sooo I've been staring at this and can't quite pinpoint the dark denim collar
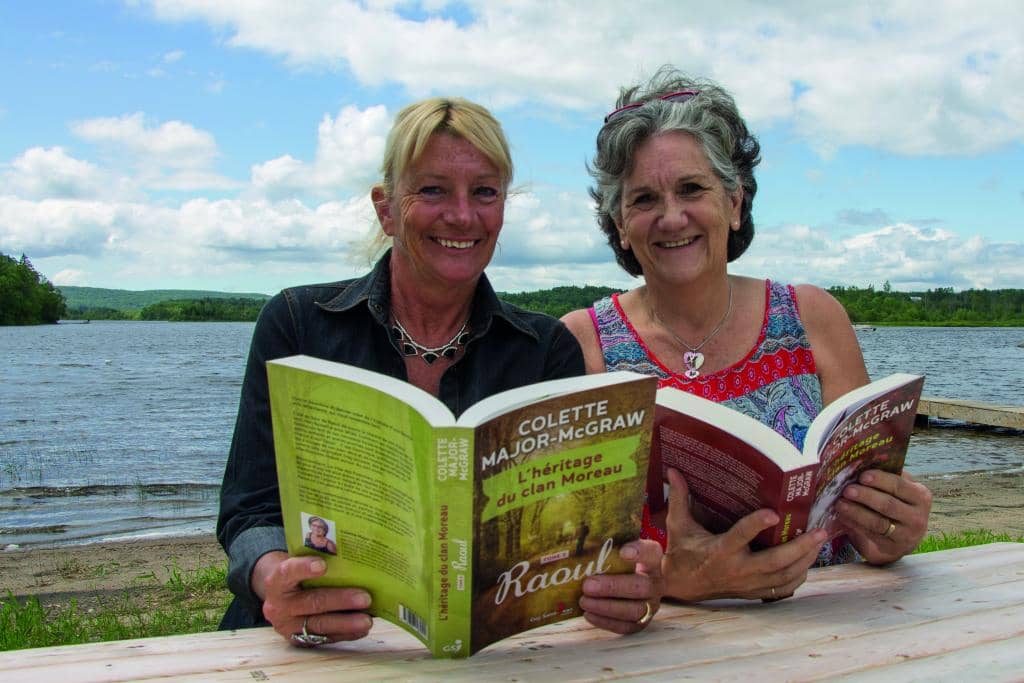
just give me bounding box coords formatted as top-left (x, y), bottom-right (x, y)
top-left (315, 249), bottom-right (539, 343)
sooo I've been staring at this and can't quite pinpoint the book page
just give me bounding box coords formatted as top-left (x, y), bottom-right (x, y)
top-left (268, 361), bottom-right (438, 648)
top-left (467, 375), bottom-right (656, 654)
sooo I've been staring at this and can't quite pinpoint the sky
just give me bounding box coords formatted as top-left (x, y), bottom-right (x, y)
top-left (2, 1), bottom-right (1022, 295)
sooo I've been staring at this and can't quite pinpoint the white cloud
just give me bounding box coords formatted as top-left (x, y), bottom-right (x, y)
top-left (250, 105), bottom-right (390, 199)
top-left (144, 0), bottom-right (1024, 155)
top-left (496, 189), bottom-right (609, 267)
top-left (0, 196), bottom-right (135, 258)
top-left (69, 112), bottom-right (239, 191)
top-left (2, 147), bottom-right (109, 200)
top-left (52, 268), bottom-right (87, 286)
top-left (72, 112), bottom-right (217, 168)
top-left (743, 222), bottom-right (1024, 290)
top-left (0, 191), bottom-right (379, 290)
top-left (5, 171), bottom-right (1018, 291)
top-left (163, 49), bottom-right (184, 63)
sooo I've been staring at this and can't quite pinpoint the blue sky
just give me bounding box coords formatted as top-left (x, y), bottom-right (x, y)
top-left (2, 1), bottom-right (1022, 294)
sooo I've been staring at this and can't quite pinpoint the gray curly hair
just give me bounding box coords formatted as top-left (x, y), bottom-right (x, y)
top-left (590, 66), bottom-right (761, 276)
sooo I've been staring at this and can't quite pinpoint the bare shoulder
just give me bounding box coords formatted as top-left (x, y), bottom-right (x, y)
top-left (560, 308), bottom-right (606, 374)
top-left (792, 284), bottom-right (869, 404)
top-left (792, 283), bottom-right (851, 326)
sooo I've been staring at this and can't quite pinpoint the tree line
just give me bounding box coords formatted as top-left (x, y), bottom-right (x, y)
top-left (3, 248), bottom-right (1022, 326)
top-left (505, 283), bottom-right (1024, 324)
top-left (0, 254), bottom-right (66, 325)
top-left (136, 298), bottom-right (267, 322)
top-left (827, 282), bottom-right (1024, 325)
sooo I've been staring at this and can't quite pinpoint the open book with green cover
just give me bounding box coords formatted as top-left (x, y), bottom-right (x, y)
top-left (267, 355), bottom-right (656, 658)
top-left (648, 373), bottom-right (924, 549)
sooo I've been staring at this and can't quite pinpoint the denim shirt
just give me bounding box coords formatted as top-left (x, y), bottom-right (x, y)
top-left (217, 251), bottom-right (584, 626)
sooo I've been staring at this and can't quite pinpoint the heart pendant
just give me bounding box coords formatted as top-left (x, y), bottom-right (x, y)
top-left (683, 351), bottom-right (704, 372)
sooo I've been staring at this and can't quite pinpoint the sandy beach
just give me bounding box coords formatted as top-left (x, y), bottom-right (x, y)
top-left (2, 469), bottom-right (1021, 611)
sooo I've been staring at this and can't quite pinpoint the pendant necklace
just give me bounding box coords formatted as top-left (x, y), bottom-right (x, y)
top-left (391, 314), bottom-right (470, 365)
top-left (648, 280), bottom-right (734, 380)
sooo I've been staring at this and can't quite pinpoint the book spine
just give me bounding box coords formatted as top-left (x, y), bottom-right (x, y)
top-left (429, 427), bottom-right (474, 658)
top-left (769, 464), bottom-right (817, 546)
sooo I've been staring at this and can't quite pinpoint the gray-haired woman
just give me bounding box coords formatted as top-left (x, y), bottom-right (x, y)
top-left (562, 66), bottom-right (931, 604)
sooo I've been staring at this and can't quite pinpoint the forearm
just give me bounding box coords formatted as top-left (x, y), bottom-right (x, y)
top-left (225, 525), bottom-right (289, 609)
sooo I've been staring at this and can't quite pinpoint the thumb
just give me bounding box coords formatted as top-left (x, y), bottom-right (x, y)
top-left (665, 468), bottom-right (703, 538)
top-left (719, 508), bottom-right (780, 555)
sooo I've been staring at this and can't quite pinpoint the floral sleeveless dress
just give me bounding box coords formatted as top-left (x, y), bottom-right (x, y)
top-left (589, 280), bottom-right (858, 566)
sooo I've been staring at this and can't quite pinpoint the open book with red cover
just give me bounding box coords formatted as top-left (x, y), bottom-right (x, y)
top-left (647, 373), bottom-right (924, 548)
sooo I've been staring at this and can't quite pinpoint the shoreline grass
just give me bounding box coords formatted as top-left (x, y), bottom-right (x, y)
top-left (1, 561), bottom-right (230, 652)
top-left (2, 530), bottom-right (1021, 652)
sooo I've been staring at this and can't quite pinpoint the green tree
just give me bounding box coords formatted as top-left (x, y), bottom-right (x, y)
top-left (0, 253), bottom-right (67, 325)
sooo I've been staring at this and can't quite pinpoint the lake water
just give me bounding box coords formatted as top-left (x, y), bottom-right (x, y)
top-left (1, 321), bottom-right (1022, 549)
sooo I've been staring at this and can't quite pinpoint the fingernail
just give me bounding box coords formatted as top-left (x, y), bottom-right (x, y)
top-left (812, 529), bottom-right (828, 543)
top-left (861, 472), bottom-right (875, 484)
top-left (354, 591), bottom-right (372, 609)
top-left (844, 486), bottom-right (859, 499)
top-left (310, 559), bottom-right (327, 573)
top-left (583, 578), bottom-right (600, 593)
top-left (620, 545), bottom-right (638, 561)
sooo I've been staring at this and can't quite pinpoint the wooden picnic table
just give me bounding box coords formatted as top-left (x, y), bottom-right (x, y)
top-left (3, 542), bottom-right (1022, 681)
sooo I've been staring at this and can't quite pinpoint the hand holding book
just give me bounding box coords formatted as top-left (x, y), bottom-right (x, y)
top-left (660, 469), bottom-right (827, 603)
top-left (579, 539), bottom-right (663, 633)
top-left (255, 552), bottom-right (373, 647)
top-left (832, 468), bottom-right (933, 565)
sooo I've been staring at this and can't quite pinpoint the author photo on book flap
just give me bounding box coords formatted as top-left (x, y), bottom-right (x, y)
top-left (561, 65), bottom-right (932, 604)
top-left (302, 514), bottom-right (337, 556)
top-left (216, 95), bottom-right (663, 646)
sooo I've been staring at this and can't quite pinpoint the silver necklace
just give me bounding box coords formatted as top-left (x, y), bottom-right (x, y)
top-left (391, 315), bottom-right (470, 365)
top-left (648, 280), bottom-right (734, 379)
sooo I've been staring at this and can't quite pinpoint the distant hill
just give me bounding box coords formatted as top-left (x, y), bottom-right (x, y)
top-left (59, 286), bottom-right (272, 311)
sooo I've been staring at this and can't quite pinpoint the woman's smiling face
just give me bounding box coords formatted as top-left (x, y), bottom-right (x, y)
top-left (374, 132), bottom-right (505, 291)
top-left (617, 131), bottom-right (742, 285)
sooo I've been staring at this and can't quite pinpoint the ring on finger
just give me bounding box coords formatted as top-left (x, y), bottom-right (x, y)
top-left (291, 616), bottom-right (331, 647)
top-left (636, 600), bottom-right (654, 626)
top-left (882, 520), bottom-right (897, 539)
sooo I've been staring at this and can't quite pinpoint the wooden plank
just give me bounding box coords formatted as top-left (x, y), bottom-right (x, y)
top-left (836, 638), bottom-right (1024, 683)
top-left (1, 544), bottom-right (1022, 682)
top-left (917, 395), bottom-right (1024, 429)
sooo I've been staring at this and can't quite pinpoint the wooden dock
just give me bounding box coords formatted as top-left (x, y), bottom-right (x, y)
top-left (916, 396), bottom-right (1024, 429)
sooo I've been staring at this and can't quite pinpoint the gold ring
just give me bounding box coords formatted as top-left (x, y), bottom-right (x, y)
top-left (882, 521), bottom-right (897, 539)
top-left (636, 600), bottom-right (654, 626)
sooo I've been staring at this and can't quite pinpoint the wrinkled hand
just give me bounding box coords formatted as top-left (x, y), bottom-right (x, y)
top-left (662, 469), bottom-right (826, 602)
top-left (836, 469), bottom-right (932, 565)
top-left (255, 551), bottom-right (373, 646)
top-left (580, 539), bottom-right (663, 634)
